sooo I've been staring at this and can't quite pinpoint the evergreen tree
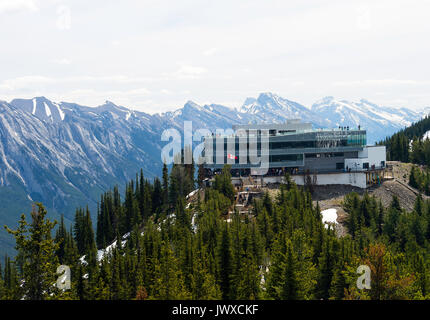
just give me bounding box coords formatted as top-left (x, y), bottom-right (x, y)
top-left (217, 223), bottom-right (233, 299)
top-left (55, 215), bottom-right (67, 264)
top-left (280, 240), bottom-right (299, 300)
top-left (162, 162), bottom-right (169, 209)
top-left (4, 203), bottom-right (60, 300)
top-left (197, 162), bottom-right (206, 189)
top-left (315, 238), bottom-right (335, 300)
top-left (151, 240), bottom-right (190, 299)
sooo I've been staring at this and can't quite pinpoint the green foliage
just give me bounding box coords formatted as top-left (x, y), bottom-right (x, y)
top-left (3, 162), bottom-right (430, 300)
top-left (408, 165), bottom-right (430, 195)
top-left (214, 165), bottom-right (236, 201)
top-left (4, 203), bottom-right (60, 300)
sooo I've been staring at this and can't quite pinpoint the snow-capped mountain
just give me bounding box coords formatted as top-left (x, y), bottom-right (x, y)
top-left (310, 96), bottom-right (423, 142)
top-left (239, 92), bottom-right (326, 126)
top-left (158, 100), bottom-right (250, 131)
top-left (0, 92), bottom-right (426, 256)
top-left (10, 96), bottom-right (66, 123)
top-left (0, 98), bottom-right (161, 256)
top-left (234, 93), bottom-right (424, 142)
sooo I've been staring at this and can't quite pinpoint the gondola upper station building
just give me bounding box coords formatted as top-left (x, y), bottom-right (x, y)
top-left (202, 120), bottom-right (387, 189)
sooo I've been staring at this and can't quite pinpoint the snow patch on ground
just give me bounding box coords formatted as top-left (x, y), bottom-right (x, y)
top-left (79, 255), bottom-right (88, 266)
top-left (44, 102), bottom-right (51, 117)
top-left (80, 233), bottom-right (130, 264)
top-left (423, 130), bottom-right (430, 140)
top-left (97, 239), bottom-right (128, 261)
top-left (186, 189), bottom-right (199, 199)
top-left (321, 208), bottom-right (338, 229)
top-left (191, 214), bottom-right (197, 232)
top-left (54, 102), bottom-right (65, 120)
top-left (32, 98), bottom-right (37, 115)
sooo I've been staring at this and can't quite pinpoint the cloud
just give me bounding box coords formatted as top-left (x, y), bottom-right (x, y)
top-left (0, 75), bottom-right (52, 90)
top-left (0, 75), bottom-right (160, 90)
top-left (0, 75), bottom-right (151, 109)
top-left (171, 65), bottom-right (208, 80)
top-left (0, 0), bottom-right (38, 14)
top-left (332, 79), bottom-right (430, 87)
top-left (291, 81), bottom-right (305, 87)
top-left (203, 47), bottom-right (218, 56)
top-left (53, 58), bottom-right (72, 65)
top-left (2, 1), bottom-right (430, 111)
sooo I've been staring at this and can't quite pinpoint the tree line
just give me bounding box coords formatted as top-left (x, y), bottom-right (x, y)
top-left (379, 115), bottom-right (430, 165)
top-left (1, 163), bottom-right (429, 299)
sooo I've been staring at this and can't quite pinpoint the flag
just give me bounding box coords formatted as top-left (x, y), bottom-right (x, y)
top-left (227, 153), bottom-right (237, 160)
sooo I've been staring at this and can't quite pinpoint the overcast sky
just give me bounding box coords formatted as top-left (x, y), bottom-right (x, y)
top-left (1, 0), bottom-right (430, 113)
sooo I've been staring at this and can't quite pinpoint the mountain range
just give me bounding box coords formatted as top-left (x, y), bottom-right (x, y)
top-left (0, 92), bottom-right (427, 256)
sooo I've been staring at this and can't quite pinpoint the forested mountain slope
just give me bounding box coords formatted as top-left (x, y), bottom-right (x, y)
top-left (1, 165), bottom-right (429, 300)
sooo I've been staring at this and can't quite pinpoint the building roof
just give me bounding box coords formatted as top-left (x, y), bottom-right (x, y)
top-left (232, 120), bottom-right (312, 131)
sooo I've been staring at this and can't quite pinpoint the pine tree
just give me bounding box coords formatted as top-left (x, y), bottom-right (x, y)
top-left (217, 223), bottom-right (233, 299)
top-left (143, 180), bottom-right (153, 221)
top-left (152, 240), bottom-right (190, 299)
top-left (74, 208), bottom-right (85, 255)
top-left (162, 162), bottom-right (169, 209)
top-left (257, 208), bottom-right (273, 249)
top-left (384, 197), bottom-right (402, 243)
top-left (197, 162), bottom-right (206, 188)
top-left (55, 215), bottom-right (67, 264)
top-left (152, 177), bottom-right (163, 216)
top-left (4, 203), bottom-right (60, 300)
top-left (280, 240), bottom-right (299, 300)
top-left (214, 165), bottom-right (235, 201)
top-left (409, 166), bottom-right (418, 189)
top-left (315, 238), bottom-right (335, 300)
top-left (191, 254), bottom-right (221, 300)
top-left (1, 256), bottom-right (19, 299)
top-left (83, 207), bottom-right (97, 257)
top-left (412, 252), bottom-right (429, 297)
top-left (236, 252), bottom-right (261, 299)
top-left (329, 265), bottom-right (347, 300)
top-left (124, 182), bottom-right (140, 231)
top-left (377, 200), bottom-right (384, 236)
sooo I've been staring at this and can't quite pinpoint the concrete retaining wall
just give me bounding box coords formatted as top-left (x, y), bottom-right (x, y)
top-left (233, 172), bottom-right (367, 188)
top-left (289, 172), bottom-right (366, 188)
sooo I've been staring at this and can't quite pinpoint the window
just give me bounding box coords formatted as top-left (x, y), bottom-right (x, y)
top-left (278, 130), bottom-right (296, 134)
top-left (305, 153), bottom-right (317, 158)
top-left (336, 162), bottom-right (344, 170)
top-left (269, 154), bottom-right (303, 162)
top-left (270, 141), bottom-right (316, 149)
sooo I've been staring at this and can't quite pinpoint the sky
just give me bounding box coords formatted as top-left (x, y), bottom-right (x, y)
top-left (1, 0), bottom-right (430, 114)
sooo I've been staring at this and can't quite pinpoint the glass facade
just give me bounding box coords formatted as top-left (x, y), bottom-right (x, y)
top-left (270, 154), bottom-right (303, 162)
top-left (347, 132), bottom-right (366, 146)
top-left (203, 128), bottom-right (367, 170)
